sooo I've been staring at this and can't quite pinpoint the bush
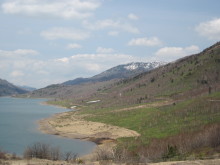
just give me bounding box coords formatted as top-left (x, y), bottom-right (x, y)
top-left (23, 142), bottom-right (75, 161)
top-left (63, 151), bottom-right (78, 162)
top-left (24, 142), bottom-right (51, 159)
top-left (137, 124), bottom-right (220, 161)
top-left (95, 146), bottom-right (114, 161)
top-left (24, 142), bottom-right (79, 161)
top-left (0, 149), bottom-right (7, 160)
top-left (162, 145), bottom-right (179, 159)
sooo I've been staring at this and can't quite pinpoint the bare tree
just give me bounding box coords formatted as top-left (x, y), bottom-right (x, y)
top-left (63, 151), bottom-right (78, 162)
top-left (50, 146), bottom-right (61, 161)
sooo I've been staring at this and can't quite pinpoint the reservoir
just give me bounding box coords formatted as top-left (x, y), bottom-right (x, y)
top-left (0, 97), bottom-right (96, 156)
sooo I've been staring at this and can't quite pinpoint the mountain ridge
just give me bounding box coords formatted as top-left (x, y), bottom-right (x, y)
top-left (29, 42), bottom-right (220, 105)
top-left (0, 79), bottom-right (28, 96)
top-left (62, 62), bottom-right (165, 85)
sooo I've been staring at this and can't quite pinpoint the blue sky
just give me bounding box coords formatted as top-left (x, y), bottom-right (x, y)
top-left (0, 0), bottom-right (220, 88)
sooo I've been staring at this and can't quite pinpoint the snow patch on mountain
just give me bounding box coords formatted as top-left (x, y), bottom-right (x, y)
top-left (124, 62), bottom-right (165, 71)
top-left (124, 63), bottom-right (138, 70)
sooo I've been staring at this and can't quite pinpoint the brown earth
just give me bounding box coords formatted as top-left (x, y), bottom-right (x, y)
top-left (38, 111), bottom-right (140, 144)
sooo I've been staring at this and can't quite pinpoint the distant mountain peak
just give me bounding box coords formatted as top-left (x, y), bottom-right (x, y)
top-left (124, 62), bottom-right (165, 71)
top-left (62, 61), bottom-right (165, 86)
top-left (124, 63), bottom-right (139, 71)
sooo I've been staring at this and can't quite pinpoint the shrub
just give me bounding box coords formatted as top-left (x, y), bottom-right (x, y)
top-left (162, 145), bottom-right (179, 159)
top-left (63, 151), bottom-right (78, 162)
top-left (0, 149), bottom-right (7, 160)
top-left (23, 142), bottom-right (62, 160)
top-left (137, 124), bottom-right (220, 161)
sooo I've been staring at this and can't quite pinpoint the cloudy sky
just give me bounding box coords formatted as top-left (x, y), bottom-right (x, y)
top-left (0, 0), bottom-right (220, 88)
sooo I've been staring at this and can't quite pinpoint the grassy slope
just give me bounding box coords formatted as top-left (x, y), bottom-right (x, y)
top-left (73, 43), bottom-right (220, 160)
top-left (81, 92), bottom-right (220, 140)
top-left (44, 42), bottom-right (220, 135)
top-left (30, 42), bottom-right (220, 161)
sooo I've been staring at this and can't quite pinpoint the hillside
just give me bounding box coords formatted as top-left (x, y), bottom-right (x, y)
top-left (0, 79), bottom-right (28, 96)
top-left (29, 62), bottom-right (164, 99)
top-left (44, 42), bottom-right (220, 108)
top-left (29, 42), bottom-right (220, 108)
top-left (37, 42), bottom-right (220, 163)
top-left (63, 62), bottom-right (164, 85)
top-left (88, 42), bottom-right (220, 108)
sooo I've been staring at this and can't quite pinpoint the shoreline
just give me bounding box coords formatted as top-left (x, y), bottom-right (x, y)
top-left (38, 101), bottom-right (140, 159)
top-left (40, 101), bottom-right (71, 110)
top-left (38, 111), bottom-right (140, 145)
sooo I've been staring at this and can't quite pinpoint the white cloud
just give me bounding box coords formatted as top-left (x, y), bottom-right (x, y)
top-left (13, 49), bottom-right (38, 55)
top-left (10, 70), bottom-right (24, 77)
top-left (66, 43), bottom-right (82, 49)
top-left (128, 13), bottom-right (139, 20)
top-left (128, 37), bottom-right (162, 47)
top-left (0, 47), bottom-right (139, 88)
top-left (68, 53), bottom-right (136, 72)
top-left (84, 63), bottom-right (101, 72)
top-left (195, 18), bottom-right (220, 40)
top-left (155, 45), bottom-right (200, 62)
top-left (68, 53), bottom-right (137, 72)
top-left (41, 27), bottom-right (90, 40)
top-left (96, 47), bottom-right (115, 53)
top-left (83, 19), bottom-right (140, 34)
top-left (1, 0), bottom-right (101, 19)
top-left (0, 49), bottom-right (38, 57)
top-left (55, 57), bottom-right (69, 63)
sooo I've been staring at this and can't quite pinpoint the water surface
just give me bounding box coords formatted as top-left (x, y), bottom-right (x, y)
top-left (0, 97), bottom-right (96, 156)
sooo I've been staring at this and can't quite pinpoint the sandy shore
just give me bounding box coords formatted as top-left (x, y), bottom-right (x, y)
top-left (38, 111), bottom-right (140, 144)
top-left (38, 99), bottom-right (174, 144)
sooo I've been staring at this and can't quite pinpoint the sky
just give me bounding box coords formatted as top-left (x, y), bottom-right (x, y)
top-left (0, 0), bottom-right (220, 88)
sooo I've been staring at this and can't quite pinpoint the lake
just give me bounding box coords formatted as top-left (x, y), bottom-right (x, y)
top-left (0, 97), bottom-right (96, 156)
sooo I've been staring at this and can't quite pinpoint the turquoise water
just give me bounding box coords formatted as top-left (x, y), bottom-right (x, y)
top-left (0, 97), bottom-right (96, 156)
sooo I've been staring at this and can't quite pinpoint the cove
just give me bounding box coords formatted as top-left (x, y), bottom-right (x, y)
top-left (0, 97), bottom-right (96, 156)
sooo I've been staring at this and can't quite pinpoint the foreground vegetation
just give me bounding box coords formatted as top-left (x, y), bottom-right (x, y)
top-left (40, 92), bottom-right (220, 163)
top-left (75, 92), bottom-right (220, 162)
top-left (0, 143), bottom-right (85, 165)
top-left (1, 143), bottom-right (220, 165)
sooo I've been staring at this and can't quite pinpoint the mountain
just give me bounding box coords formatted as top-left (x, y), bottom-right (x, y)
top-left (62, 62), bottom-right (165, 85)
top-left (29, 42), bottom-right (220, 104)
top-left (18, 85), bottom-right (37, 92)
top-left (72, 42), bottom-right (220, 162)
top-left (0, 79), bottom-right (29, 96)
top-left (28, 42), bottom-right (220, 162)
top-left (30, 42), bottom-right (220, 107)
top-left (29, 62), bottom-right (165, 98)
top-left (85, 42), bottom-right (220, 108)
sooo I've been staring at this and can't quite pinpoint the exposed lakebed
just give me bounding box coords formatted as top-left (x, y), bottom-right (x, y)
top-left (0, 97), bottom-right (96, 156)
